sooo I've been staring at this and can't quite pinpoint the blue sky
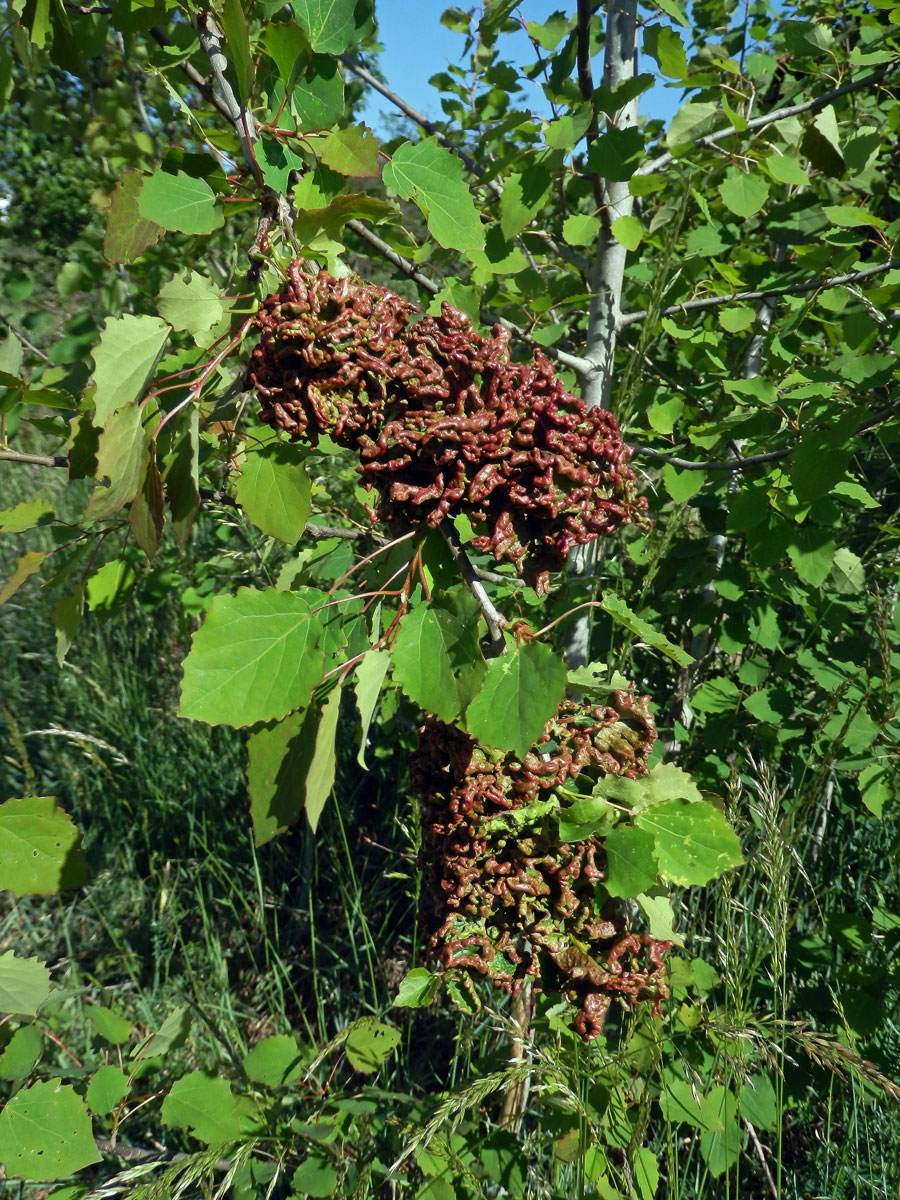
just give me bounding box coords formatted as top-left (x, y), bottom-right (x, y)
top-left (359, 2), bottom-right (682, 136)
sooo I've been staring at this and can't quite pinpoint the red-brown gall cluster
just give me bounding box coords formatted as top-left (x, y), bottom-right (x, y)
top-left (245, 263), bottom-right (647, 594)
top-left (409, 693), bottom-right (671, 1040)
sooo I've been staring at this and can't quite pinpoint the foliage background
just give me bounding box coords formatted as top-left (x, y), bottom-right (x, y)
top-left (0, 0), bottom-right (899, 1196)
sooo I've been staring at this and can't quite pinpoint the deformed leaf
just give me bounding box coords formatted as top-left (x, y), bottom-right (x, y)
top-left (0, 796), bottom-right (87, 896)
top-left (0, 1081), bottom-right (100, 1181)
top-left (384, 138), bottom-right (485, 252)
top-left (635, 799), bottom-right (744, 886)
top-left (465, 640), bottom-right (567, 758)
top-left (234, 445), bottom-right (311, 543)
top-left (0, 952), bottom-right (52, 1016)
top-left (179, 587), bottom-right (326, 727)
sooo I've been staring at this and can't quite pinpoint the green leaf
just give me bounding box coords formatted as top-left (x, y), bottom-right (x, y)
top-left (305, 686), bottom-right (341, 833)
top-left (765, 153), bottom-right (809, 186)
top-left (393, 967), bottom-right (441, 1009)
top-left (157, 272), bottom-right (225, 336)
top-left (586, 127), bottom-right (643, 181)
top-left (90, 313), bottom-right (169, 427)
top-left (86, 1065), bottom-right (129, 1116)
top-left (0, 551), bottom-right (46, 606)
top-left (242, 1034), bottom-right (305, 1086)
top-left (179, 587), bottom-right (326, 727)
top-left (562, 213), bottom-right (601, 246)
top-left (666, 101), bottom-right (719, 149)
top-left (611, 215), bottom-right (641, 250)
top-left (248, 709), bottom-right (316, 844)
top-left (290, 54), bottom-right (344, 127)
top-left (636, 889), bottom-right (684, 947)
top-left (292, 1156), bottom-right (338, 1197)
top-left (384, 138), bottom-right (484, 252)
top-left (86, 558), bottom-right (136, 618)
top-left (131, 1005), bottom-right (191, 1061)
top-left (600, 592), bottom-right (693, 666)
top-left (354, 649), bottom-right (390, 769)
top-left (320, 124), bottom-right (379, 177)
top-left (718, 306), bottom-right (756, 332)
top-left (161, 1072), bottom-right (246, 1143)
top-left (85, 403), bottom-right (146, 521)
top-left (292, 0), bottom-right (366, 54)
top-left (718, 168), bottom-right (769, 218)
top-left (858, 763), bottom-right (891, 819)
top-left (662, 464), bottom-right (704, 503)
top-left (690, 675), bottom-right (741, 715)
top-left (787, 528), bottom-right (836, 587)
top-left (344, 1018), bottom-right (400, 1073)
top-left (658, 1079), bottom-right (722, 1131)
top-left (0, 1026), bottom-right (42, 1081)
top-left (137, 170), bottom-right (224, 235)
top-left (465, 641), bottom-right (567, 758)
top-left (0, 498), bottom-right (54, 533)
top-left (88, 1005), bottom-right (132, 1044)
top-left (635, 799), bottom-right (744, 886)
top-left (800, 104), bottom-right (844, 176)
top-left (221, 0), bottom-right (254, 106)
top-left (235, 445), bottom-right (311, 543)
top-left (0, 796), bottom-right (87, 896)
top-left (603, 824), bottom-right (659, 897)
top-left (393, 595), bottom-right (487, 725)
top-left (644, 24), bottom-right (687, 77)
top-left (738, 1073), bottom-right (778, 1132)
top-left (0, 953), bottom-right (51, 1017)
top-left (51, 588), bottom-right (81, 672)
top-left (262, 22), bottom-right (309, 95)
top-left (723, 377), bottom-right (777, 406)
top-left (0, 1082), bottom-right (100, 1181)
top-left (543, 106), bottom-right (592, 151)
top-left (294, 193), bottom-right (395, 245)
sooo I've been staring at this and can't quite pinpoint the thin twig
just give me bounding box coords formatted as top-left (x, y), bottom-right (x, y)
top-left (148, 26), bottom-right (235, 125)
top-left (1, 319), bottom-right (49, 361)
top-left (196, 13), bottom-right (258, 177)
top-left (639, 64), bottom-right (895, 177)
top-left (0, 450), bottom-right (67, 468)
top-left (743, 1120), bottom-right (778, 1199)
top-left (440, 523), bottom-right (508, 653)
top-left (618, 261), bottom-right (899, 328)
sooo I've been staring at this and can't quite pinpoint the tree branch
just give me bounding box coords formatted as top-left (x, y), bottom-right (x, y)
top-left (575, 0), bottom-right (601, 148)
top-left (580, 0), bottom-right (639, 410)
top-left (196, 13), bottom-right (258, 177)
top-left (148, 26), bottom-right (235, 125)
top-left (638, 64), bottom-right (895, 177)
top-left (0, 450), bottom-right (67, 468)
top-left (618, 261), bottom-right (899, 328)
top-left (440, 523), bottom-right (508, 653)
top-left (0, 319), bottom-right (49, 362)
